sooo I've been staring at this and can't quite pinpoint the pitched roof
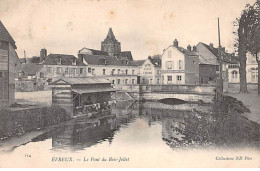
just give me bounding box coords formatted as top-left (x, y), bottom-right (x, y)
top-left (50, 77), bottom-right (111, 85)
top-left (176, 46), bottom-right (198, 56)
top-left (148, 56), bottom-right (161, 67)
top-left (118, 51), bottom-right (133, 61)
top-left (17, 63), bottom-right (43, 77)
top-left (130, 60), bottom-right (145, 66)
top-left (201, 43), bottom-right (234, 64)
top-left (78, 47), bottom-right (109, 56)
top-left (0, 21), bottom-right (16, 49)
top-left (42, 54), bottom-right (86, 66)
top-left (82, 54), bottom-right (140, 66)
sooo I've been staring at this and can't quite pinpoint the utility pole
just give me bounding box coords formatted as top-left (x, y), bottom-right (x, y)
top-left (218, 18), bottom-right (223, 94)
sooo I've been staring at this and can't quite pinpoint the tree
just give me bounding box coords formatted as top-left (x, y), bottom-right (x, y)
top-left (246, 1), bottom-right (260, 95)
top-left (235, 1), bottom-right (259, 93)
top-left (248, 25), bottom-right (260, 95)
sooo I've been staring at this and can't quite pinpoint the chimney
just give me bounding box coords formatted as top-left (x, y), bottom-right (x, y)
top-left (209, 43), bottom-right (214, 49)
top-left (40, 48), bottom-right (47, 62)
top-left (78, 54), bottom-right (84, 63)
top-left (192, 45), bottom-right (197, 52)
top-left (173, 39), bottom-right (178, 47)
top-left (187, 45), bottom-right (191, 51)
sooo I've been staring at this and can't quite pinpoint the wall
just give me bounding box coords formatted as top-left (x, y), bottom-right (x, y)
top-left (0, 106), bottom-right (69, 138)
top-left (185, 55), bottom-right (199, 84)
top-left (199, 64), bottom-right (218, 84)
top-left (140, 59), bottom-right (161, 84)
top-left (161, 46), bottom-right (186, 84)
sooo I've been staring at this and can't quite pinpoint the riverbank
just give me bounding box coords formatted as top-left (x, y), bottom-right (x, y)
top-left (225, 89), bottom-right (260, 124)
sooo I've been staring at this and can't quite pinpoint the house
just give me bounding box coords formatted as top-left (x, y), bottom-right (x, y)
top-left (50, 77), bottom-right (116, 117)
top-left (15, 63), bottom-right (44, 91)
top-left (140, 55), bottom-right (161, 84)
top-left (40, 50), bottom-right (87, 84)
top-left (227, 52), bottom-right (258, 84)
top-left (78, 51), bottom-right (141, 86)
top-left (0, 21), bottom-right (20, 107)
top-left (196, 42), bottom-right (234, 84)
top-left (161, 39), bottom-right (199, 85)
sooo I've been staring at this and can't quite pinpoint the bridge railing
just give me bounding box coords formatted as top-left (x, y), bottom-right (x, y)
top-left (117, 84), bottom-right (216, 95)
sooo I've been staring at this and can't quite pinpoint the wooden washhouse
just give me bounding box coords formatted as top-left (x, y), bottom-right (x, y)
top-left (50, 77), bottom-right (116, 118)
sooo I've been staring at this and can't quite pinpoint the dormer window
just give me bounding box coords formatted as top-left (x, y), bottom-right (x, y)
top-left (57, 57), bottom-right (61, 65)
top-left (72, 59), bottom-right (76, 65)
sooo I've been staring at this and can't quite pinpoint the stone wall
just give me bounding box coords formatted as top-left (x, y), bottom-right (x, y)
top-left (0, 106), bottom-right (69, 139)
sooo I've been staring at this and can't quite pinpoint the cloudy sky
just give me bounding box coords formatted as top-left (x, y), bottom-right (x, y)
top-left (0, 0), bottom-right (256, 60)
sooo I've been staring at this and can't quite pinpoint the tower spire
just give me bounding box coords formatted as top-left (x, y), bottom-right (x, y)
top-left (106, 27), bottom-right (116, 40)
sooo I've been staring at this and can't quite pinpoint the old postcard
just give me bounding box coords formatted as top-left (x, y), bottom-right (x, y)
top-left (0, 0), bottom-right (259, 168)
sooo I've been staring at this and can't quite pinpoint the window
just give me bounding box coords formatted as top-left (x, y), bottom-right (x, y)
top-left (65, 68), bottom-right (69, 74)
top-left (168, 51), bottom-right (172, 58)
top-left (132, 79), bottom-right (135, 84)
top-left (72, 59), bottom-right (76, 65)
top-left (73, 68), bottom-right (76, 75)
top-left (125, 69), bottom-right (128, 75)
top-left (118, 69), bottom-right (121, 75)
top-left (166, 61), bottom-right (173, 69)
top-left (48, 67), bottom-right (53, 74)
top-left (132, 70), bottom-right (135, 75)
top-left (56, 67), bottom-right (61, 74)
top-left (88, 68), bottom-right (92, 73)
top-left (103, 69), bottom-right (106, 75)
top-left (179, 60), bottom-right (183, 70)
top-left (251, 68), bottom-right (258, 83)
top-left (57, 58), bottom-right (61, 65)
top-left (40, 72), bottom-right (44, 78)
top-left (92, 69), bottom-right (95, 75)
top-left (177, 75), bottom-right (182, 81)
top-left (157, 70), bottom-right (160, 75)
top-left (111, 69), bottom-right (115, 75)
top-left (112, 80), bottom-right (115, 84)
top-left (117, 79), bottom-right (120, 84)
top-left (125, 79), bottom-right (128, 84)
top-left (167, 76), bottom-right (172, 81)
top-left (157, 78), bottom-right (160, 84)
top-left (149, 79), bottom-right (153, 84)
top-left (216, 66), bottom-right (220, 71)
top-left (80, 68), bottom-right (83, 74)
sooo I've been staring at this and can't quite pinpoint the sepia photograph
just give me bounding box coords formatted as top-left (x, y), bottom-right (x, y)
top-left (0, 0), bottom-right (259, 168)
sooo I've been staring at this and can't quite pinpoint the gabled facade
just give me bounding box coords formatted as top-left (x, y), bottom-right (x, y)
top-left (161, 39), bottom-right (199, 85)
top-left (196, 42), bottom-right (233, 84)
top-left (140, 56), bottom-right (161, 84)
top-left (0, 21), bottom-right (20, 107)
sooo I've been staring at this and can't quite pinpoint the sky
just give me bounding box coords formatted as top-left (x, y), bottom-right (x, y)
top-left (0, 0), bottom-right (257, 60)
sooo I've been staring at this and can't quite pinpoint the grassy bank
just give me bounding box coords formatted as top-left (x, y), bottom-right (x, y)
top-left (165, 95), bottom-right (260, 149)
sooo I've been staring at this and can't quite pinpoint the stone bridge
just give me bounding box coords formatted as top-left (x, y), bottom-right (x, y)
top-left (116, 84), bottom-right (216, 103)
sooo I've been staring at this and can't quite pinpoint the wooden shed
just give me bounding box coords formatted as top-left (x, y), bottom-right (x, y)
top-left (50, 77), bottom-right (116, 118)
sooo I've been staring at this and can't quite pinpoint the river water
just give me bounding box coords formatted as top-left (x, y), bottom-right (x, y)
top-left (0, 100), bottom-right (259, 167)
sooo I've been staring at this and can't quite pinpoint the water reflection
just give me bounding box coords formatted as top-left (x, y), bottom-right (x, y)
top-left (30, 100), bottom-right (260, 152)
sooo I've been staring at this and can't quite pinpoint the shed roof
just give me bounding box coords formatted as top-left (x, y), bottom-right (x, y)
top-left (50, 77), bottom-right (111, 85)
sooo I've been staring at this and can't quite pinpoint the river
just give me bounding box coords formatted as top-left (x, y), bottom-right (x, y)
top-left (0, 100), bottom-right (259, 167)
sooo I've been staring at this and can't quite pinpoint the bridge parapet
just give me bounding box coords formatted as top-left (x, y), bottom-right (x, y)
top-left (117, 84), bottom-right (216, 95)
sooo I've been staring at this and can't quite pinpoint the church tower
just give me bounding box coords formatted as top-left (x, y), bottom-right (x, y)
top-left (101, 28), bottom-right (121, 57)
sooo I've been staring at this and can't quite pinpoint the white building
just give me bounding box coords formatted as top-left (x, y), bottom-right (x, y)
top-left (161, 39), bottom-right (199, 85)
top-left (140, 56), bottom-right (161, 84)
